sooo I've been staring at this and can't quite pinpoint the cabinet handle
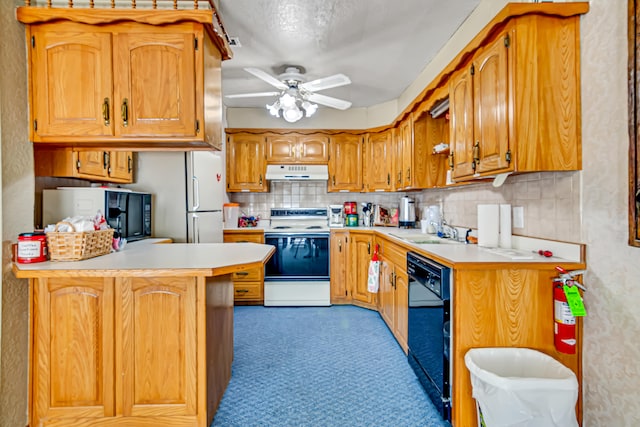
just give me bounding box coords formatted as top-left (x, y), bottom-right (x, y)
top-left (102, 97), bottom-right (110, 125)
top-left (338, 240), bottom-right (342, 252)
top-left (398, 171), bottom-right (402, 183)
top-left (103, 151), bottom-right (110, 170)
top-left (473, 141), bottom-right (480, 162)
top-left (448, 152), bottom-right (455, 170)
top-left (121, 98), bottom-right (129, 127)
top-left (259, 174), bottom-right (263, 185)
top-left (332, 175), bottom-right (336, 186)
top-left (128, 155), bottom-right (132, 173)
top-left (236, 271), bottom-right (249, 276)
top-left (407, 168), bottom-right (411, 181)
top-left (387, 173), bottom-right (390, 185)
top-left (235, 289), bottom-right (249, 293)
top-left (367, 242), bottom-right (371, 254)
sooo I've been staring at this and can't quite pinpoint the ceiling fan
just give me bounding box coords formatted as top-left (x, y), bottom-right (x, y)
top-left (226, 66), bottom-right (352, 122)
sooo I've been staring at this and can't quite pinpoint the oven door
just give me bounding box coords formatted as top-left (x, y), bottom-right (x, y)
top-left (264, 232), bottom-right (330, 281)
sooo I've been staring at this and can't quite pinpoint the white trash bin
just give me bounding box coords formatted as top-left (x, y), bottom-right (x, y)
top-left (464, 348), bottom-right (578, 427)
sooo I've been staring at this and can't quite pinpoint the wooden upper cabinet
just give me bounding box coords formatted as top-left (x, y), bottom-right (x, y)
top-left (114, 30), bottom-right (196, 137)
top-left (35, 148), bottom-right (133, 183)
top-left (30, 26), bottom-right (113, 138)
top-left (397, 115), bottom-right (431, 190)
top-left (266, 134), bottom-right (328, 164)
top-left (412, 104), bottom-right (449, 188)
top-left (328, 133), bottom-right (363, 192)
top-left (365, 130), bottom-right (393, 191)
top-left (23, 16), bottom-right (222, 149)
top-left (226, 133), bottom-right (268, 192)
top-left (449, 13), bottom-right (582, 181)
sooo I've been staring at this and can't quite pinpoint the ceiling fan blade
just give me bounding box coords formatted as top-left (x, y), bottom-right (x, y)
top-left (300, 74), bottom-right (351, 92)
top-left (225, 91), bottom-right (281, 99)
top-left (307, 93), bottom-right (352, 110)
top-left (244, 68), bottom-right (288, 90)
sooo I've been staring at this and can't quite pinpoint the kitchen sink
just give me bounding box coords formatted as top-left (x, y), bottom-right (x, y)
top-left (388, 233), bottom-right (461, 244)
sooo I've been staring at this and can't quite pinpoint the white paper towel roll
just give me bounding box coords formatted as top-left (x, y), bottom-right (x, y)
top-left (499, 204), bottom-right (512, 248)
top-left (477, 204), bottom-right (499, 247)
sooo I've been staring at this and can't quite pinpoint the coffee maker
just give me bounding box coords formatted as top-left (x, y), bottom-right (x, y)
top-left (329, 205), bottom-right (345, 227)
top-left (399, 196), bottom-right (416, 228)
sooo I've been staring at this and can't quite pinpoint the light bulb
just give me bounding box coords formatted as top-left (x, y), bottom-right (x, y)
top-left (301, 101), bottom-right (318, 117)
top-left (280, 93), bottom-right (296, 108)
top-left (266, 101), bottom-right (280, 117)
top-left (282, 105), bottom-right (303, 123)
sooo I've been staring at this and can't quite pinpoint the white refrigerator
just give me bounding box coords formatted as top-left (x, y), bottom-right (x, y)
top-left (130, 151), bottom-right (224, 243)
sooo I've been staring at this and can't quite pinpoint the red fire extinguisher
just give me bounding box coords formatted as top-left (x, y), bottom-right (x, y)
top-left (553, 266), bottom-right (586, 354)
top-left (553, 279), bottom-right (576, 354)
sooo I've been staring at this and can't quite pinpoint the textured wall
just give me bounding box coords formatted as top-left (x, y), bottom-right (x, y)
top-left (580, 0), bottom-right (640, 425)
top-left (0, 1), bottom-right (32, 426)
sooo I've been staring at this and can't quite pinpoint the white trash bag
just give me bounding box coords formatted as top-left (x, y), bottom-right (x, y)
top-left (464, 347), bottom-right (578, 427)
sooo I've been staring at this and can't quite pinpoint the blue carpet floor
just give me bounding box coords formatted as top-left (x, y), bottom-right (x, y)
top-left (211, 305), bottom-right (448, 427)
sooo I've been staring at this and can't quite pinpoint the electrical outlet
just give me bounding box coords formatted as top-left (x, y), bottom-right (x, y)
top-left (513, 206), bottom-right (524, 229)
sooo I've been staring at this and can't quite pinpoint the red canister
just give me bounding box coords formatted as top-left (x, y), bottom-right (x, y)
top-left (17, 232), bottom-right (48, 263)
top-left (344, 201), bottom-right (357, 215)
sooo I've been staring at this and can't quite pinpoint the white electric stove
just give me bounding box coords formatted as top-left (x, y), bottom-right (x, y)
top-left (263, 208), bottom-right (330, 306)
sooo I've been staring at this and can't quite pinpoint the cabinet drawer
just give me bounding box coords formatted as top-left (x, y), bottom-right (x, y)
top-left (379, 238), bottom-right (407, 267)
top-left (223, 232), bottom-right (264, 244)
top-left (233, 282), bottom-right (263, 300)
top-left (232, 267), bottom-right (262, 281)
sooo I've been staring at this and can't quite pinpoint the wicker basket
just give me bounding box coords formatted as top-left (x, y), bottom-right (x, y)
top-left (46, 221), bottom-right (114, 261)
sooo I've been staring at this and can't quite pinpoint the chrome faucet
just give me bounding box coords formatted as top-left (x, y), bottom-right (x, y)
top-left (440, 221), bottom-right (457, 241)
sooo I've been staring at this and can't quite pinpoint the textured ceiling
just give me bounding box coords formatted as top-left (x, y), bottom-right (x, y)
top-left (218, 0), bottom-right (481, 110)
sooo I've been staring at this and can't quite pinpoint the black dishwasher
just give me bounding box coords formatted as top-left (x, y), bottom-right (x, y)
top-left (407, 251), bottom-right (452, 423)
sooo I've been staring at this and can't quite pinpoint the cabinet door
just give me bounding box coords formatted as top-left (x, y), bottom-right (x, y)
top-left (266, 135), bottom-right (296, 163)
top-left (32, 277), bottom-right (115, 423)
top-left (109, 151), bottom-right (133, 182)
top-left (378, 258), bottom-right (394, 328)
top-left (413, 110), bottom-right (449, 188)
top-left (118, 277), bottom-right (197, 417)
top-left (330, 231), bottom-right (350, 303)
top-left (76, 151), bottom-right (108, 178)
top-left (114, 30), bottom-right (197, 137)
top-left (349, 233), bottom-right (375, 306)
top-left (399, 118), bottom-right (414, 189)
top-left (393, 268), bottom-right (409, 353)
top-left (449, 67), bottom-right (476, 180)
top-left (328, 134), bottom-right (362, 192)
top-left (226, 133), bottom-right (267, 192)
top-left (366, 130), bottom-right (393, 191)
top-left (31, 24), bottom-right (113, 138)
top-left (473, 33), bottom-right (510, 174)
top-left (298, 134), bottom-right (329, 163)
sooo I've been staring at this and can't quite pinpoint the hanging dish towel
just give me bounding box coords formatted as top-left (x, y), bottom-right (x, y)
top-left (367, 245), bottom-right (380, 293)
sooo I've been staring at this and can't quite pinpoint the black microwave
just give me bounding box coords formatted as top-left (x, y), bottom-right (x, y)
top-left (105, 190), bottom-right (152, 241)
top-left (42, 188), bottom-right (152, 242)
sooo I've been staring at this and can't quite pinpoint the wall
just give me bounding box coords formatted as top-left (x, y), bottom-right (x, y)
top-left (0, 1), bottom-right (32, 426)
top-left (580, 0), bottom-right (640, 424)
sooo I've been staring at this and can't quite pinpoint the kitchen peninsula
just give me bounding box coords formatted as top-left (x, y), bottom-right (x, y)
top-left (13, 242), bottom-right (274, 427)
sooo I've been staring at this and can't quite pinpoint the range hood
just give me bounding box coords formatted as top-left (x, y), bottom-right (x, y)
top-left (265, 164), bottom-right (329, 181)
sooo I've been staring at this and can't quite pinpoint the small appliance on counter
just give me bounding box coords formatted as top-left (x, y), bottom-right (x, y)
top-left (399, 196), bottom-right (416, 228)
top-left (329, 204), bottom-right (345, 227)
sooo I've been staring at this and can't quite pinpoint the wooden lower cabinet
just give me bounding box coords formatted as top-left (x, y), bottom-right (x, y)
top-left (348, 231), bottom-right (376, 309)
top-left (223, 229), bottom-right (265, 304)
top-left (377, 236), bottom-right (408, 352)
top-left (29, 274), bottom-right (233, 427)
top-left (330, 230), bottom-right (350, 304)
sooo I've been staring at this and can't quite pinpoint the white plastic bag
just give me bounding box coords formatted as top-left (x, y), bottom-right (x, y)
top-left (367, 259), bottom-right (380, 293)
top-left (465, 347), bottom-right (578, 427)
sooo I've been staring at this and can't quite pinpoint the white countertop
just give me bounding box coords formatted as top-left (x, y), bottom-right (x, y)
top-left (13, 241), bottom-right (275, 277)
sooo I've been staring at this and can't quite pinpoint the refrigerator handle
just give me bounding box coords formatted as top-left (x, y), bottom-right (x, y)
top-left (192, 214), bottom-right (199, 243)
top-left (192, 175), bottom-right (200, 210)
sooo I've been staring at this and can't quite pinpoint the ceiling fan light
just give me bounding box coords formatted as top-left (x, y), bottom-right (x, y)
top-left (280, 93), bottom-right (296, 108)
top-left (266, 101), bottom-right (280, 117)
top-left (301, 101), bottom-right (318, 117)
top-left (282, 105), bottom-right (303, 123)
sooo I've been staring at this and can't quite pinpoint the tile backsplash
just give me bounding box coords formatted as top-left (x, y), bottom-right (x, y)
top-left (229, 171), bottom-right (582, 243)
